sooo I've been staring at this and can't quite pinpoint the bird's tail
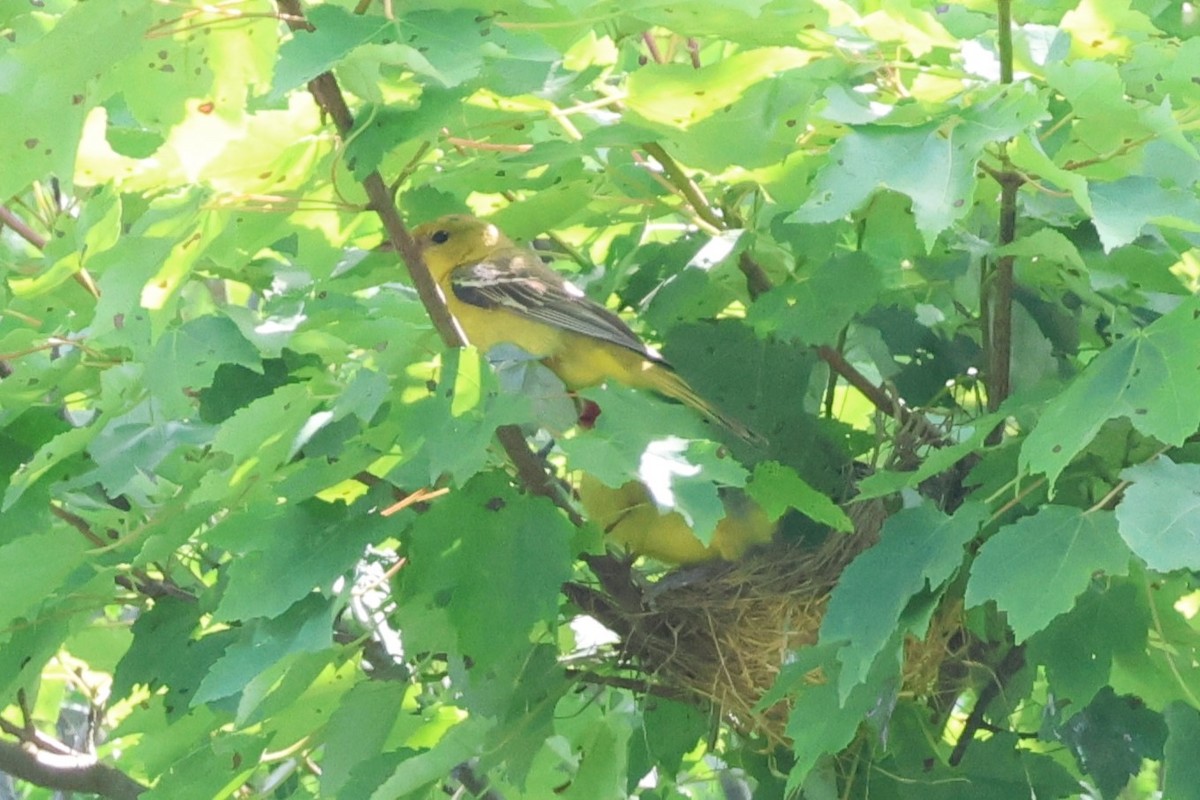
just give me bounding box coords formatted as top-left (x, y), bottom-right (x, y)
top-left (648, 366), bottom-right (766, 447)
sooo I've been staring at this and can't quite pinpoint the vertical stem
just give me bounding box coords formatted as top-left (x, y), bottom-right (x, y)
top-left (986, 0), bottom-right (1017, 424)
top-left (988, 177), bottom-right (1017, 415)
top-left (997, 0), bottom-right (1014, 84)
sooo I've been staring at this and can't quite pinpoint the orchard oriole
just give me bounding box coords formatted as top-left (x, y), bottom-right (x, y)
top-left (412, 214), bottom-right (760, 443)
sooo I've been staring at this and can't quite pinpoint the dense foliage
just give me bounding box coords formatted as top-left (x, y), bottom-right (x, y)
top-left (2, 0), bottom-right (1199, 797)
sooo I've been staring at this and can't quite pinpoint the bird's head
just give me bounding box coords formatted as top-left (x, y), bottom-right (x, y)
top-left (412, 214), bottom-right (513, 278)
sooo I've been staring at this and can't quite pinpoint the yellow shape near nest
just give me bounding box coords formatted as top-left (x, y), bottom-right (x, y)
top-left (578, 473), bottom-right (775, 565)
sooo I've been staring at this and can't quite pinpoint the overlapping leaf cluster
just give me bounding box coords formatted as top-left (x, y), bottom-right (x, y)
top-left (1, 0), bottom-right (1198, 797)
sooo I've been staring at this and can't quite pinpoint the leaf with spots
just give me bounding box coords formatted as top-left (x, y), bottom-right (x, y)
top-left (1021, 294), bottom-right (1200, 489)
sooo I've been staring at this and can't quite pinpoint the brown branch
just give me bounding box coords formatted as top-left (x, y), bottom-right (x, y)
top-left (0, 738), bottom-right (146, 799)
top-left (50, 505), bottom-right (107, 547)
top-left (985, 168), bottom-right (1020, 423)
top-left (0, 205), bottom-right (100, 297)
top-left (0, 205), bottom-right (47, 249)
top-left (641, 31), bottom-right (665, 64)
top-left (949, 643), bottom-right (1025, 766)
top-left (274, 0), bottom-right (576, 520)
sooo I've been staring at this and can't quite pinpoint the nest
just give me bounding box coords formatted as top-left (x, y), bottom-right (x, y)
top-left (574, 497), bottom-right (971, 747)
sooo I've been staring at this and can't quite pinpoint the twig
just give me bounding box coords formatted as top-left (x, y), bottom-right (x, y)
top-left (273, 0), bottom-right (576, 522)
top-left (641, 142), bottom-right (724, 230)
top-left (565, 669), bottom-right (693, 702)
top-left (0, 206), bottom-right (99, 297)
top-left (0, 205), bottom-right (47, 249)
top-left (949, 644), bottom-right (1025, 766)
top-left (641, 32), bottom-right (664, 64)
top-left (0, 739), bottom-right (146, 800)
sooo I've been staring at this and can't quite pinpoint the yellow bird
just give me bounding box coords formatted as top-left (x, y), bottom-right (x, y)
top-left (412, 214), bottom-right (761, 443)
top-left (578, 474), bottom-right (774, 565)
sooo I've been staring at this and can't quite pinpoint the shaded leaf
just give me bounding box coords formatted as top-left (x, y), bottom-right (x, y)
top-left (1116, 456), bottom-right (1200, 572)
top-left (822, 502), bottom-right (986, 699)
top-left (966, 505), bottom-right (1130, 642)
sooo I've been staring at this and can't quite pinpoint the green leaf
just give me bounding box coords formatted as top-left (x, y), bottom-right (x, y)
top-left (191, 382), bottom-right (322, 505)
top-left (1027, 580), bottom-right (1149, 707)
top-left (746, 461), bottom-right (852, 531)
top-left (904, 732), bottom-right (1081, 800)
top-left (111, 599), bottom-right (238, 718)
top-left (748, 252), bottom-right (882, 346)
top-left (193, 594), bottom-right (337, 705)
top-left (561, 384), bottom-right (748, 542)
top-left (2, 424), bottom-right (98, 510)
top-left (398, 472), bottom-right (573, 672)
top-left (1116, 457), bottom-right (1200, 572)
top-left (1057, 687), bottom-right (1167, 800)
top-left (320, 681), bottom-right (411, 798)
top-left (625, 48), bottom-right (810, 129)
top-left (271, 6), bottom-right (397, 100)
top-left (147, 315), bottom-right (261, 416)
top-left (0, 0), bottom-right (155, 199)
top-left (1021, 294), bottom-right (1200, 489)
top-left (966, 506), bottom-right (1130, 642)
top-left (1090, 176), bottom-right (1200, 251)
top-left (84, 417), bottom-right (213, 497)
top-left (774, 642), bottom-right (900, 791)
top-left (0, 531), bottom-right (90, 632)
top-left (821, 502), bottom-right (985, 699)
top-left (793, 83), bottom-right (1046, 246)
top-left (1164, 702), bottom-right (1200, 800)
top-left (209, 500), bottom-right (388, 622)
top-left (370, 718), bottom-right (493, 800)
top-left (0, 615), bottom-right (71, 701)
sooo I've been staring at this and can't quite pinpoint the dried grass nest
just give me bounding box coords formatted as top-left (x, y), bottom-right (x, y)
top-left (575, 497), bottom-right (972, 747)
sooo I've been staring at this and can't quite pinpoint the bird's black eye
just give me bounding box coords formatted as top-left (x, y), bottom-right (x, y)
top-left (431, 230), bottom-right (450, 244)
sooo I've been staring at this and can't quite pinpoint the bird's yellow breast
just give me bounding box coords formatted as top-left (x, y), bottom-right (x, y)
top-left (439, 275), bottom-right (654, 390)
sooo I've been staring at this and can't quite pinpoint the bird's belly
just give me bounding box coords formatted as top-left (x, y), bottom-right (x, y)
top-left (449, 302), bottom-right (559, 357)
top-left (446, 296), bottom-right (654, 389)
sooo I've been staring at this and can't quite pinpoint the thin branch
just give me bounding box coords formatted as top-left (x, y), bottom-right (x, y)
top-left (641, 142), bottom-right (725, 230)
top-left (274, 0), bottom-right (577, 521)
top-left (985, 169), bottom-right (1019, 421)
top-left (996, 0), bottom-right (1013, 85)
top-left (50, 505), bottom-right (107, 547)
top-left (0, 205), bottom-right (100, 297)
top-left (0, 739), bottom-right (146, 800)
top-left (566, 669), bottom-right (694, 702)
top-left (949, 644), bottom-right (1025, 766)
top-left (641, 31), bottom-right (665, 64)
top-left (0, 205), bottom-right (47, 249)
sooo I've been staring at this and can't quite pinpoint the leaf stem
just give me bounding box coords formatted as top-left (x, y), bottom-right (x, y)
top-left (640, 141), bottom-right (726, 231)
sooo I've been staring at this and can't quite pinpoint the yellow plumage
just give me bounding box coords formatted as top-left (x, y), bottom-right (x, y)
top-left (578, 474), bottom-right (774, 565)
top-left (412, 214), bottom-right (760, 443)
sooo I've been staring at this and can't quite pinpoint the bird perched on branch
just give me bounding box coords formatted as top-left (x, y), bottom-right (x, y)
top-left (412, 214), bottom-right (761, 444)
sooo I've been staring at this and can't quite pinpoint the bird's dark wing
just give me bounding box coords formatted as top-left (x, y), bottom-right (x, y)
top-left (450, 248), bottom-right (665, 363)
